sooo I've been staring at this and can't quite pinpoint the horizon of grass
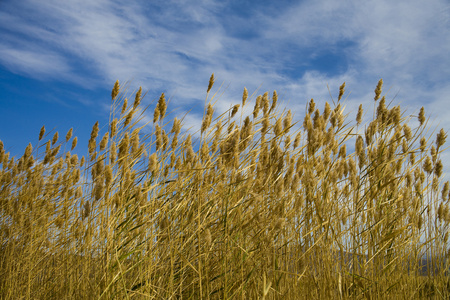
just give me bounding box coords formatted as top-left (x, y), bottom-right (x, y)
top-left (1, 75), bottom-right (450, 299)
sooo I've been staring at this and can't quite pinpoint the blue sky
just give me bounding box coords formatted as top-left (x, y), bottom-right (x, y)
top-left (1, 0), bottom-right (450, 179)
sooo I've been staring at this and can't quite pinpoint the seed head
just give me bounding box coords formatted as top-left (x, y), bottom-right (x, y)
top-left (52, 132), bottom-right (59, 146)
top-left (435, 159), bottom-right (443, 178)
top-left (323, 102), bottom-right (331, 121)
top-left (442, 181), bottom-right (449, 201)
top-left (133, 87), bottom-right (142, 109)
top-left (283, 110), bottom-right (292, 133)
top-left (403, 124), bottom-right (412, 140)
top-left (170, 118), bottom-right (181, 135)
top-left (274, 118), bottom-right (282, 136)
top-left (231, 104), bottom-right (240, 118)
top-left (418, 107), bottom-right (426, 126)
top-left (121, 98), bottom-right (128, 115)
top-left (207, 73), bottom-right (215, 93)
top-left (436, 128), bottom-right (447, 150)
top-left (356, 104), bottom-right (363, 125)
top-left (374, 79), bottom-right (383, 101)
top-left (423, 156), bottom-right (433, 174)
top-left (110, 142), bottom-right (117, 164)
top-left (65, 128), bottom-right (73, 143)
top-left (149, 153), bottom-right (158, 173)
top-left (110, 118), bottom-right (117, 138)
top-left (124, 110), bottom-right (134, 127)
top-left (420, 137), bottom-right (427, 153)
top-left (99, 132), bottom-right (109, 151)
top-left (270, 90), bottom-right (278, 113)
top-left (262, 92), bottom-right (269, 116)
top-left (24, 143), bottom-right (32, 159)
top-left (157, 92), bottom-right (167, 121)
top-left (293, 132), bottom-right (301, 149)
top-left (253, 95), bottom-right (261, 118)
top-left (39, 126), bottom-right (45, 141)
top-left (261, 116), bottom-right (270, 135)
top-left (338, 144), bottom-right (346, 159)
top-left (308, 99), bottom-right (315, 115)
top-left (431, 145), bottom-right (437, 162)
top-left (111, 80), bottom-right (120, 101)
top-left (118, 132), bottom-right (130, 161)
top-left (338, 82), bottom-right (345, 101)
top-left (201, 104), bottom-right (214, 134)
top-left (242, 87), bottom-right (248, 106)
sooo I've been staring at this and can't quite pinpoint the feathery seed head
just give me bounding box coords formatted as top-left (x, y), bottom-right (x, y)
top-left (420, 137), bottom-right (427, 152)
top-left (130, 129), bottom-right (140, 154)
top-left (442, 181), bottom-right (449, 201)
top-left (39, 126), bottom-right (45, 141)
top-left (338, 144), bottom-right (346, 159)
top-left (283, 110), bottom-right (292, 133)
top-left (356, 104), bottom-right (363, 125)
top-left (293, 132), bottom-right (301, 149)
top-left (338, 82), bottom-right (345, 101)
top-left (162, 130), bottom-right (169, 151)
top-left (418, 107), bottom-right (426, 126)
top-left (431, 145), bottom-right (437, 162)
top-left (303, 113), bottom-right (312, 132)
top-left (231, 104), bottom-right (240, 118)
top-left (90, 121), bottom-right (99, 141)
top-left (376, 96), bottom-right (387, 122)
top-left (274, 118), bottom-right (282, 137)
top-left (308, 99), bottom-right (315, 115)
top-left (409, 151), bottom-right (416, 165)
top-left (171, 117), bottom-right (182, 135)
top-left (52, 132), bottom-right (59, 146)
top-left (423, 156), bottom-right (433, 174)
top-left (284, 135), bottom-right (291, 150)
top-left (270, 90), bottom-right (278, 113)
top-left (207, 73), bottom-right (215, 93)
top-left (374, 79), bottom-right (383, 101)
top-left (110, 118), bottom-right (117, 138)
top-left (201, 103), bottom-right (214, 134)
top-left (70, 154), bottom-right (78, 166)
top-left (24, 143), bottom-right (32, 159)
top-left (110, 142), bottom-right (117, 163)
top-left (157, 92), bottom-right (167, 121)
top-left (323, 102), bottom-right (331, 121)
top-left (403, 124), bottom-right (412, 140)
top-left (435, 159), bottom-right (443, 178)
top-left (149, 153), bottom-right (158, 173)
top-left (124, 110), bottom-right (134, 127)
top-left (261, 116), bottom-right (270, 134)
top-left (121, 98), bottom-right (128, 115)
top-left (99, 132), bottom-right (109, 151)
top-left (253, 95), bottom-right (261, 118)
top-left (65, 128), bottom-right (73, 143)
top-left (262, 92), bottom-right (269, 115)
top-left (118, 132), bottom-right (130, 161)
top-left (436, 128), bottom-right (447, 150)
top-left (133, 87), bottom-right (142, 109)
top-left (111, 80), bottom-right (120, 100)
top-left (242, 87), bottom-right (248, 106)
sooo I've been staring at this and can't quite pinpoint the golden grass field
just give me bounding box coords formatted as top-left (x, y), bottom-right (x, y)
top-left (1, 76), bottom-right (449, 299)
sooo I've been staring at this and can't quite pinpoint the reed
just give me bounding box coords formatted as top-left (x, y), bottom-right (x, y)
top-left (0, 77), bottom-right (449, 299)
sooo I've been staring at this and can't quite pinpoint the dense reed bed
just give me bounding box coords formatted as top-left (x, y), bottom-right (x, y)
top-left (1, 76), bottom-right (449, 299)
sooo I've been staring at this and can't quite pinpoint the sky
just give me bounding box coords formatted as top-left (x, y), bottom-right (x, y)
top-left (1, 0), bottom-right (450, 181)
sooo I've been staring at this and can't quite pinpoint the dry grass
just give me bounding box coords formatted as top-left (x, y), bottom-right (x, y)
top-left (1, 77), bottom-right (450, 299)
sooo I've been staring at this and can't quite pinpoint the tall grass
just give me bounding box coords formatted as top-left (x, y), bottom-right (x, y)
top-left (1, 76), bottom-right (449, 299)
